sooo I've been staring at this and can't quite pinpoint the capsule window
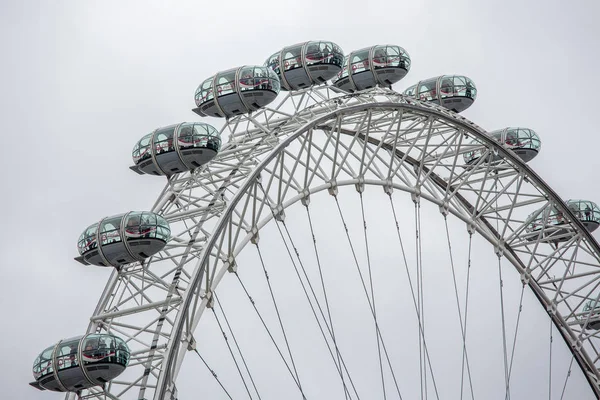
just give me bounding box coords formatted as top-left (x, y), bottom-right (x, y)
top-left (56, 340), bottom-right (79, 370)
top-left (350, 50), bottom-right (369, 74)
top-left (282, 45), bottom-right (302, 71)
top-left (216, 71), bottom-right (236, 96)
top-left (154, 126), bottom-right (176, 155)
top-left (78, 223), bottom-right (99, 254)
top-left (266, 53), bottom-right (280, 74)
top-left (418, 78), bottom-right (438, 101)
top-left (99, 216), bottom-right (123, 246)
top-left (132, 133), bottom-right (153, 163)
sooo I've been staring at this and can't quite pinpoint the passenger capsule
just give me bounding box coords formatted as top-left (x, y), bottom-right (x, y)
top-left (526, 200), bottom-right (600, 241)
top-left (130, 122), bottom-right (221, 176)
top-left (75, 212), bottom-right (170, 267)
top-left (464, 128), bottom-right (541, 165)
top-left (580, 300), bottom-right (600, 330)
top-left (30, 334), bottom-right (130, 393)
top-left (193, 66), bottom-right (280, 118)
top-left (403, 75), bottom-right (476, 113)
top-left (265, 41), bottom-right (344, 91)
top-left (332, 45), bottom-right (411, 92)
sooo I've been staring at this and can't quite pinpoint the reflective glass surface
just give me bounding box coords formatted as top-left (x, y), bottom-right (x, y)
top-left (99, 215), bottom-right (124, 246)
top-left (33, 346), bottom-right (55, 379)
top-left (464, 128), bottom-right (541, 164)
top-left (372, 45), bottom-right (410, 70)
top-left (282, 44), bottom-right (303, 71)
top-left (265, 52), bottom-right (280, 75)
top-left (417, 78), bottom-right (438, 101)
top-left (132, 133), bottom-right (153, 163)
top-left (403, 84), bottom-right (417, 97)
top-left (177, 123), bottom-right (221, 151)
top-left (195, 77), bottom-right (214, 107)
top-left (77, 223), bottom-right (99, 255)
top-left (305, 41), bottom-right (344, 67)
top-left (55, 338), bottom-right (80, 371)
top-left (154, 125), bottom-right (176, 155)
top-left (81, 334), bottom-right (130, 367)
top-left (350, 49), bottom-right (370, 74)
top-left (528, 200), bottom-right (600, 231)
top-left (123, 212), bottom-right (170, 241)
top-left (216, 69), bottom-right (237, 96)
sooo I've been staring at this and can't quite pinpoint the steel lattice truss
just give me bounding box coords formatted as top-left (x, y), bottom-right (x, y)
top-left (68, 86), bottom-right (600, 400)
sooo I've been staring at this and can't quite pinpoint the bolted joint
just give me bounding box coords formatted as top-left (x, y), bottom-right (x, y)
top-left (355, 177), bottom-right (365, 193)
top-left (546, 301), bottom-right (557, 315)
top-left (467, 222), bottom-right (476, 235)
top-left (520, 269), bottom-right (532, 285)
top-left (495, 241), bottom-right (505, 257)
top-left (273, 205), bottom-right (286, 222)
top-left (206, 291), bottom-right (214, 309)
top-left (439, 203), bottom-right (449, 216)
top-left (411, 189), bottom-right (421, 205)
top-left (383, 180), bottom-right (393, 195)
top-left (226, 257), bottom-right (237, 273)
top-left (186, 335), bottom-right (197, 351)
top-left (255, 173), bottom-right (262, 184)
top-left (250, 227), bottom-right (260, 244)
top-left (300, 189), bottom-right (311, 206)
top-left (328, 181), bottom-right (338, 197)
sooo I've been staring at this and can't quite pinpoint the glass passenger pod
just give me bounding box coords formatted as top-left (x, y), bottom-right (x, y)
top-left (526, 200), bottom-right (600, 241)
top-left (193, 66), bottom-right (280, 118)
top-left (130, 122), bottom-right (221, 176)
top-left (75, 212), bottom-right (170, 267)
top-left (581, 299), bottom-right (600, 330)
top-left (332, 45), bottom-right (411, 93)
top-left (403, 75), bottom-right (477, 113)
top-left (31, 334), bottom-right (130, 392)
top-left (463, 128), bottom-right (541, 165)
top-left (264, 41), bottom-right (344, 91)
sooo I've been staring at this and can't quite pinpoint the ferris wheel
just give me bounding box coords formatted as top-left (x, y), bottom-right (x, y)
top-left (29, 41), bottom-right (600, 400)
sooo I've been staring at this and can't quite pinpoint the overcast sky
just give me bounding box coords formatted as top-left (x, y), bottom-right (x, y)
top-left (1, 0), bottom-right (600, 399)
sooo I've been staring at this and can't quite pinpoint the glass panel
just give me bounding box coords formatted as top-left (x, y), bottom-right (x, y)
top-left (124, 212), bottom-right (169, 241)
top-left (439, 76), bottom-right (454, 99)
top-left (265, 52), bottom-right (280, 75)
top-left (132, 133), bottom-right (153, 163)
top-left (336, 56), bottom-right (350, 79)
top-left (266, 68), bottom-right (280, 92)
top-left (33, 346), bottom-right (55, 378)
top-left (239, 66), bottom-right (255, 92)
top-left (403, 84), bottom-right (417, 97)
top-left (56, 339), bottom-right (79, 370)
top-left (195, 77), bottom-right (214, 106)
top-left (417, 78), bottom-right (438, 101)
top-left (114, 336), bottom-right (131, 366)
top-left (350, 50), bottom-right (369, 74)
top-left (282, 44), bottom-right (303, 71)
top-left (78, 223), bottom-right (99, 254)
top-left (154, 126), bottom-right (176, 155)
top-left (216, 69), bottom-right (236, 96)
top-left (99, 215), bottom-right (123, 246)
top-left (82, 335), bottom-right (121, 365)
top-left (155, 215), bottom-right (171, 241)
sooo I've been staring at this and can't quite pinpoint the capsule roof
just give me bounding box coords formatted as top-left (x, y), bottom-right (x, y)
top-left (332, 45), bottom-right (411, 92)
top-left (31, 333), bottom-right (130, 392)
top-left (464, 127), bottom-right (541, 165)
top-left (193, 66), bottom-right (280, 118)
top-left (76, 211), bottom-right (170, 267)
top-left (131, 122), bottom-right (221, 176)
top-left (265, 41), bottom-right (344, 91)
top-left (403, 75), bottom-right (476, 113)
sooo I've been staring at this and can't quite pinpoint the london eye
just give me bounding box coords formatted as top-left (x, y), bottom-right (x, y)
top-left (29, 40), bottom-right (600, 400)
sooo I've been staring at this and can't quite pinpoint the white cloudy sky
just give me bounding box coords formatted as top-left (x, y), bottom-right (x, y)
top-left (1, 0), bottom-right (600, 399)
